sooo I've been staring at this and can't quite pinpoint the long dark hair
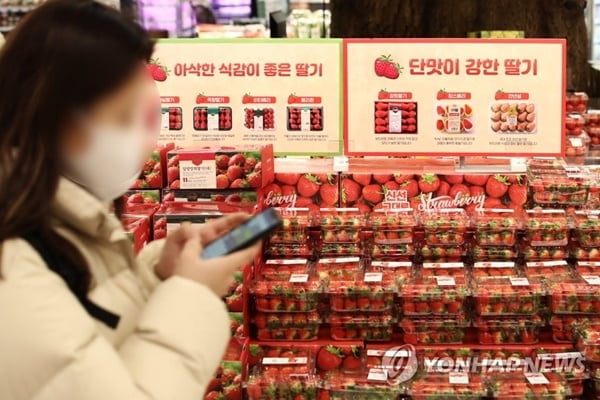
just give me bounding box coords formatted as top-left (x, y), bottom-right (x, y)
top-left (0, 0), bottom-right (154, 281)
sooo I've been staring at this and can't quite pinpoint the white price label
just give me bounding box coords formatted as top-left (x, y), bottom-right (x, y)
top-left (527, 261), bottom-right (565, 267)
top-left (371, 261), bottom-right (411, 268)
top-left (367, 368), bottom-right (388, 382)
top-left (320, 257), bottom-right (360, 264)
top-left (333, 156), bottom-right (349, 172)
top-left (364, 272), bottom-right (383, 282)
top-left (263, 357), bottom-right (308, 365)
top-left (424, 262), bottom-right (463, 269)
top-left (475, 262), bottom-right (513, 268)
top-left (582, 275), bottom-right (600, 285)
top-left (449, 372), bottom-right (469, 385)
top-left (289, 274), bottom-right (309, 283)
top-left (267, 259), bottom-right (307, 265)
top-left (436, 276), bottom-right (456, 286)
top-left (510, 277), bottom-right (530, 286)
top-left (525, 373), bottom-right (549, 385)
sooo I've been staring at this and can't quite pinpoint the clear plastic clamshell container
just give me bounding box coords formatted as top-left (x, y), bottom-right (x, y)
top-left (422, 208), bottom-right (468, 246)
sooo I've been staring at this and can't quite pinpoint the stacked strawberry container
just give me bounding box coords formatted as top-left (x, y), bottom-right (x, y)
top-left (420, 208), bottom-right (468, 262)
top-left (250, 209), bottom-right (322, 341)
top-left (565, 92), bottom-right (589, 163)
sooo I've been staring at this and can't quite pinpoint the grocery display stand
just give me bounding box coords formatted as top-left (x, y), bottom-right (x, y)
top-left (115, 38), bottom-right (600, 399)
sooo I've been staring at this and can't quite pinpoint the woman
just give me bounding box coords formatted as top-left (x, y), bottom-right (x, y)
top-left (0, 1), bottom-right (260, 399)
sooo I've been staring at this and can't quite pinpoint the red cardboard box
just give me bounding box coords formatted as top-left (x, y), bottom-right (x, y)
top-left (121, 216), bottom-right (149, 253)
top-left (166, 144), bottom-right (274, 190)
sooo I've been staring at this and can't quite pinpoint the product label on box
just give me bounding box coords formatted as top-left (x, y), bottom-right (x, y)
top-left (449, 372), bottom-right (469, 385)
top-left (371, 261), bottom-right (412, 268)
top-left (207, 108), bottom-right (219, 131)
top-left (537, 352), bottom-right (581, 360)
top-left (300, 108), bottom-right (311, 131)
top-left (525, 373), bottom-right (549, 385)
top-left (582, 275), bottom-right (600, 285)
top-left (367, 368), bottom-right (388, 382)
top-left (436, 276), bottom-right (456, 286)
top-left (267, 259), bottom-right (308, 265)
top-left (424, 262), bottom-right (463, 269)
top-left (527, 261), bottom-right (566, 268)
top-left (510, 277), bottom-right (530, 286)
top-left (389, 106), bottom-right (403, 133)
top-left (179, 160), bottom-right (217, 189)
top-left (263, 357), bottom-right (308, 365)
top-left (289, 274), bottom-right (309, 283)
top-left (475, 262), bottom-right (513, 268)
top-left (320, 257), bottom-right (360, 264)
top-left (364, 272), bottom-right (383, 282)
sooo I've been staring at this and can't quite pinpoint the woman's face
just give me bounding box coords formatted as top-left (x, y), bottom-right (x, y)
top-left (63, 65), bottom-right (159, 157)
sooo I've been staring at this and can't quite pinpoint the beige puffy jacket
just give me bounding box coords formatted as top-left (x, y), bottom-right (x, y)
top-left (0, 178), bottom-right (230, 400)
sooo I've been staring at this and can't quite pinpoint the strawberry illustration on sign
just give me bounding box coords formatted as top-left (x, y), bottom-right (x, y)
top-left (374, 55), bottom-right (403, 80)
top-left (437, 89), bottom-right (447, 100)
top-left (147, 59), bottom-right (169, 82)
top-left (196, 93), bottom-right (208, 103)
top-left (242, 93), bottom-right (252, 104)
top-left (288, 93), bottom-right (299, 104)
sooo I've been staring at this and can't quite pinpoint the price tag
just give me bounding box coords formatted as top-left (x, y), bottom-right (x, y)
top-left (320, 257), bottom-right (360, 264)
top-left (333, 156), bottom-right (349, 172)
top-left (372, 261), bottom-right (411, 268)
top-left (490, 208), bottom-right (514, 213)
top-left (367, 368), bottom-right (388, 382)
top-left (449, 372), bottom-right (469, 385)
top-left (475, 262), bottom-right (513, 268)
top-left (436, 276), bottom-right (456, 286)
top-left (538, 352), bottom-right (581, 360)
top-left (582, 275), bottom-right (600, 285)
top-left (263, 357), bottom-right (308, 365)
top-left (424, 262), bottom-right (463, 269)
top-left (267, 259), bottom-right (307, 265)
top-left (289, 274), bottom-right (309, 283)
top-left (510, 277), bottom-right (530, 286)
top-left (525, 373), bottom-right (549, 385)
top-left (527, 261), bottom-right (565, 267)
top-left (364, 272), bottom-right (383, 282)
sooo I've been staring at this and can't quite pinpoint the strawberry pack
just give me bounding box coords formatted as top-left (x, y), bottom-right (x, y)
top-left (166, 144), bottom-right (274, 190)
top-left (131, 142), bottom-right (175, 189)
top-left (399, 315), bottom-right (469, 344)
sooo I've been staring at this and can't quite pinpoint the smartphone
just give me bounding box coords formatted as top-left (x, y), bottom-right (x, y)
top-left (200, 208), bottom-right (282, 260)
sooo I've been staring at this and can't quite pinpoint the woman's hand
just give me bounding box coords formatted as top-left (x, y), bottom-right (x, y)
top-left (156, 213), bottom-right (260, 296)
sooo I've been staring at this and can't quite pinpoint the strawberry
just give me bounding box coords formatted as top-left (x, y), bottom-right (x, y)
top-left (276, 173), bottom-right (300, 185)
top-left (246, 171), bottom-right (262, 188)
top-left (470, 185), bottom-right (485, 197)
top-left (244, 156), bottom-right (257, 173)
top-left (320, 183), bottom-right (339, 207)
top-left (169, 179), bottom-right (180, 189)
top-left (373, 174), bottom-right (393, 184)
top-left (216, 174), bottom-right (229, 189)
top-left (167, 166), bottom-right (179, 183)
top-left (204, 391), bottom-right (221, 400)
top-left (352, 174), bottom-right (372, 186)
top-left (449, 183), bottom-right (470, 198)
top-left (383, 62), bottom-right (400, 79)
top-left (216, 154), bottom-right (230, 169)
top-left (230, 179), bottom-right (248, 189)
top-left (341, 178), bottom-right (361, 203)
top-left (148, 59), bottom-right (169, 82)
top-left (444, 175), bottom-right (464, 184)
top-left (402, 179), bottom-right (419, 198)
top-left (227, 165), bottom-right (244, 182)
top-left (342, 353), bottom-right (361, 371)
top-left (383, 180), bottom-right (399, 191)
top-left (228, 153), bottom-right (246, 166)
top-left (374, 55), bottom-right (392, 76)
top-left (223, 385), bottom-right (241, 400)
top-left (393, 174), bottom-right (413, 184)
top-left (486, 175), bottom-right (510, 198)
top-left (145, 172), bottom-right (162, 188)
top-left (297, 174), bottom-right (321, 197)
top-left (317, 345), bottom-right (343, 371)
top-left (418, 174), bottom-right (441, 193)
top-left (127, 193), bottom-right (144, 204)
top-left (436, 180), bottom-right (450, 197)
top-left (263, 183), bottom-right (282, 198)
top-left (363, 184), bottom-right (383, 203)
top-left (508, 183), bottom-right (527, 206)
top-left (464, 174), bottom-right (490, 186)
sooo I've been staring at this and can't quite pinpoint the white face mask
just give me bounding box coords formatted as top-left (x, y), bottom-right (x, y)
top-left (65, 122), bottom-right (147, 201)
